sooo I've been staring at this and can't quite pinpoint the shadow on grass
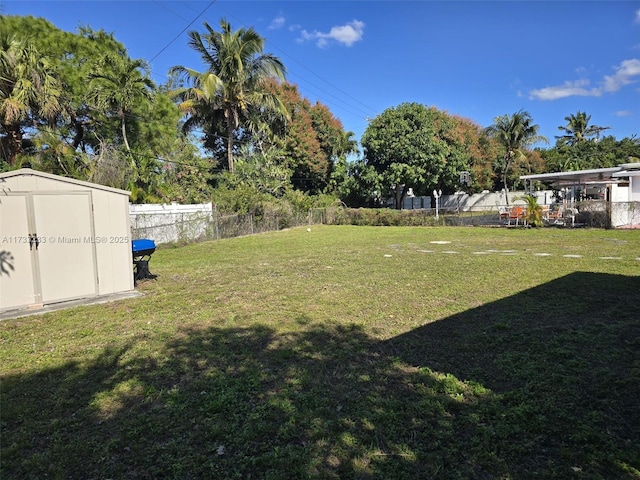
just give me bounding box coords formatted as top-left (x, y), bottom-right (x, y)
top-left (2, 273), bottom-right (639, 479)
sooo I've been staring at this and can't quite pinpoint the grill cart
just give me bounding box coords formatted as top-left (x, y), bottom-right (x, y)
top-left (132, 239), bottom-right (157, 284)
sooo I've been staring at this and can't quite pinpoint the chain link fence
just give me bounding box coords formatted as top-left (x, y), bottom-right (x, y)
top-left (131, 205), bottom-right (320, 244)
top-left (131, 201), bottom-right (640, 246)
top-left (325, 202), bottom-right (640, 228)
top-left (211, 210), bottom-right (314, 239)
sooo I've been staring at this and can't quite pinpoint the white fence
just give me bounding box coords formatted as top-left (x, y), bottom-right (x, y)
top-left (130, 203), bottom-right (214, 244)
top-left (129, 203), bottom-right (317, 244)
top-left (402, 190), bottom-right (556, 210)
top-left (611, 201), bottom-right (640, 228)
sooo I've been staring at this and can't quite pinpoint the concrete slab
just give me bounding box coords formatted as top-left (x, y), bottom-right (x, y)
top-left (0, 291), bottom-right (143, 321)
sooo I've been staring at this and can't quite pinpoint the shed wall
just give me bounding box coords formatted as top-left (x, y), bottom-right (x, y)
top-left (92, 189), bottom-right (134, 295)
top-left (0, 170), bottom-right (133, 312)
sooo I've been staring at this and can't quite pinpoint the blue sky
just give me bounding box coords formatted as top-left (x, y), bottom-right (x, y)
top-left (3, 1), bottom-right (640, 152)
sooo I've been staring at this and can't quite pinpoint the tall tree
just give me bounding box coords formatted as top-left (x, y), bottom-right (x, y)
top-left (88, 55), bottom-right (155, 157)
top-left (171, 19), bottom-right (287, 173)
top-left (556, 111), bottom-right (609, 146)
top-left (362, 103), bottom-right (473, 209)
top-left (543, 135), bottom-right (640, 172)
top-left (262, 81), bottom-right (357, 193)
top-left (0, 34), bottom-right (62, 165)
top-left (271, 82), bottom-right (325, 192)
top-left (484, 110), bottom-right (548, 204)
top-left (1, 16), bottom-right (145, 159)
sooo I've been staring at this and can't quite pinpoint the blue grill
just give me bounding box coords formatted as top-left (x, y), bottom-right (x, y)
top-left (132, 239), bottom-right (156, 283)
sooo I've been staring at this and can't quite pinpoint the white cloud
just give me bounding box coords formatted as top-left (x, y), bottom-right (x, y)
top-left (602, 59), bottom-right (640, 92)
top-left (635, 8), bottom-right (640, 24)
top-left (615, 110), bottom-right (633, 117)
top-left (300, 20), bottom-right (365, 47)
top-left (529, 79), bottom-right (601, 100)
top-left (269, 15), bottom-right (285, 30)
top-left (529, 59), bottom-right (640, 100)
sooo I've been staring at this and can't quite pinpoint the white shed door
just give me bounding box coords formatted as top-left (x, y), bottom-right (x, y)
top-left (32, 192), bottom-right (98, 303)
top-left (0, 194), bottom-right (38, 310)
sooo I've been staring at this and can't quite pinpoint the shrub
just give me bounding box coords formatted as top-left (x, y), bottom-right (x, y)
top-left (329, 208), bottom-right (439, 226)
top-left (520, 194), bottom-right (543, 227)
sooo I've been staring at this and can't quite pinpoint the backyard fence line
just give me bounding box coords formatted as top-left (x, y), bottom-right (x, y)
top-left (130, 200), bottom-right (640, 245)
top-left (130, 203), bottom-right (323, 244)
top-left (326, 201), bottom-right (640, 228)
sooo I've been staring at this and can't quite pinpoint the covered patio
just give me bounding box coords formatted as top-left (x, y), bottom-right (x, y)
top-left (520, 163), bottom-right (640, 228)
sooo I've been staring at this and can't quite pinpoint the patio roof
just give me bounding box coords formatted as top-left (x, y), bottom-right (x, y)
top-left (612, 162), bottom-right (640, 178)
top-left (520, 167), bottom-right (624, 187)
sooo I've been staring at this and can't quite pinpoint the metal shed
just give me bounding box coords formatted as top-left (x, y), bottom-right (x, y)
top-left (0, 168), bottom-right (134, 313)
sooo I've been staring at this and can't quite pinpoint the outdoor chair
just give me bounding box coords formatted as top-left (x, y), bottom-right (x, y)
top-left (546, 205), bottom-right (564, 225)
top-left (565, 207), bottom-right (578, 227)
top-left (546, 206), bottom-right (577, 226)
top-left (542, 205), bottom-right (551, 222)
top-left (498, 206), bottom-right (510, 223)
top-left (508, 206), bottom-right (526, 226)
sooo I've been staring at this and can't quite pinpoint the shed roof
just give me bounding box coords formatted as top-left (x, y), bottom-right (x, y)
top-left (0, 168), bottom-right (131, 196)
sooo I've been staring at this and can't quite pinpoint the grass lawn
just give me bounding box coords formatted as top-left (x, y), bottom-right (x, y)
top-left (1, 226), bottom-right (639, 479)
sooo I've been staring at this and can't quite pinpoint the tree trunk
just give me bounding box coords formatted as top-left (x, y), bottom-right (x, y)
top-left (3, 124), bottom-right (22, 166)
top-left (502, 153), bottom-right (512, 206)
top-left (71, 114), bottom-right (86, 150)
top-left (120, 110), bottom-right (131, 153)
top-left (120, 113), bottom-right (136, 170)
top-left (121, 121), bottom-right (131, 152)
top-left (226, 115), bottom-right (234, 173)
top-left (394, 183), bottom-right (407, 210)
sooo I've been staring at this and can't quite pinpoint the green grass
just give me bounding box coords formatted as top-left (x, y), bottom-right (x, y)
top-left (1, 226), bottom-right (639, 479)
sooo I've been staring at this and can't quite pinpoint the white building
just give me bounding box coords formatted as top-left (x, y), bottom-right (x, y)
top-left (520, 163), bottom-right (640, 228)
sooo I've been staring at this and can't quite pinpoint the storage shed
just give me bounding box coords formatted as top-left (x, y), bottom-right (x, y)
top-left (0, 168), bottom-right (134, 313)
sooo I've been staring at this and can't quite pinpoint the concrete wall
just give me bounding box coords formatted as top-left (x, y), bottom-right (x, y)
top-left (631, 176), bottom-right (640, 201)
top-left (130, 203), bottom-right (213, 244)
top-left (402, 190), bottom-right (556, 211)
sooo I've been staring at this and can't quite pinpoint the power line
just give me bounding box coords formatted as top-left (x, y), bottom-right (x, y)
top-left (149, 0), bottom-right (217, 63)
top-left (199, 2), bottom-right (378, 120)
top-left (130, 2), bottom-right (376, 129)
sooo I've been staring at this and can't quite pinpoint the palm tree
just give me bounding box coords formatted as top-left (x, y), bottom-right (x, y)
top-left (556, 111), bottom-right (609, 146)
top-left (170, 19), bottom-right (288, 173)
top-left (520, 194), bottom-right (544, 227)
top-left (340, 130), bottom-right (359, 159)
top-left (88, 55), bottom-right (155, 160)
top-left (0, 35), bottom-right (63, 165)
top-left (485, 110), bottom-right (548, 205)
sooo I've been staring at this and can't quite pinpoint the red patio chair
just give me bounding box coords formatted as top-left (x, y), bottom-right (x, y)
top-left (508, 206), bottom-right (525, 226)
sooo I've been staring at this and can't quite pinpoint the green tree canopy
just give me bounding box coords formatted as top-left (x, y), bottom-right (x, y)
top-left (543, 135), bottom-right (640, 172)
top-left (361, 103), bottom-right (477, 209)
top-left (484, 110), bottom-right (548, 204)
top-left (556, 111), bottom-right (609, 146)
top-left (170, 19), bottom-right (287, 173)
top-left (262, 81), bottom-right (357, 194)
top-left (0, 15), bottom-right (135, 156)
top-left (0, 33), bottom-right (62, 165)
top-left (88, 55), bottom-right (155, 156)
